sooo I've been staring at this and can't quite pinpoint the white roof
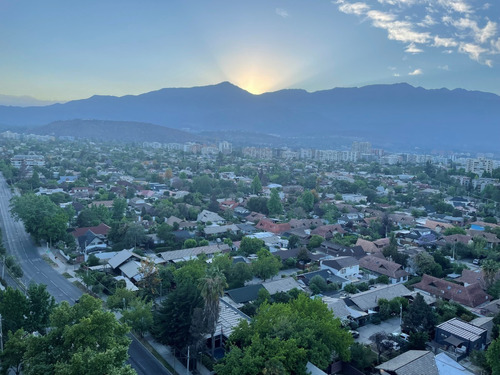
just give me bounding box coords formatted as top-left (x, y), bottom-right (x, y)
top-left (114, 276), bottom-right (139, 292)
top-left (435, 353), bottom-right (473, 375)
top-left (349, 284), bottom-right (411, 311)
top-left (262, 278), bottom-right (302, 295)
top-left (211, 299), bottom-right (250, 338)
top-left (108, 249), bottom-right (143, 269)
top-left (119, 260), bottom-right (142, 280)
top-left (160, 244), bottom-right (230, 262)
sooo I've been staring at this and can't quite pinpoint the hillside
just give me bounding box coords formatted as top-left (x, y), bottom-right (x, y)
top-left (2, 82), bottom-right (499, 151)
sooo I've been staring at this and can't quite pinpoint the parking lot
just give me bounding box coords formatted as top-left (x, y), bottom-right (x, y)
top-left (355, 317), bottom-right (402, 344)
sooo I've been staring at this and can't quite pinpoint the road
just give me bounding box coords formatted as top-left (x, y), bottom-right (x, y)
top-left (0, 174), bottom-right (171, 375)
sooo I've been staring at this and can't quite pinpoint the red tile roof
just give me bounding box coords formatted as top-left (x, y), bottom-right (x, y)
top-left (413, 274), bottom-right (490, 308)
top-left (256, 219), bottom-right (291, 234)
top-left (71, 223), bottom-right (111, 238)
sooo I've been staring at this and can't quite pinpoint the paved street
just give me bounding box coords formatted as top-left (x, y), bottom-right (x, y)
top-left (0, 173), bottom-right (171, 375)
top-left (356, 317), bottom-right (402, 344)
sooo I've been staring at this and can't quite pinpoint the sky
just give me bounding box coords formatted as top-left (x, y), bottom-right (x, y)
top-left (1, 0), bottom-right (499, 101)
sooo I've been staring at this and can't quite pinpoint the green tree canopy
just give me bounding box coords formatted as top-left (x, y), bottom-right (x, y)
top-left (216, 294), bottom-right (352, 374)
top-left (252, 249), bottom-right (281, 281)
top-left (267, 189), bottom-right (283, 216)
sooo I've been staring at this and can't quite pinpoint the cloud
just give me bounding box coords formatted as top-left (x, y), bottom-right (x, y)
top-left (459, 42), bottom-right (487, 61)
top-left (417, 15), bottom-right (436, 27)
top-left (337, 1), bottom-right (370, 15)
top-left (393, 73), bottom-right (401, 77)
top-left (438, 64), bottom-right (449, 70)
top-left (409, 68), bottom-right (423, 75)
top-left (485, 59), bottom-right (493, 67)
top-left (276, 8), bottom-right (289, 18)
top-left (405, 43), bottom-right (424, 53)
top-left (433, 36), bottom-right (458, 48)
top-left (334, 0), bottom-right (499, 66)
top-left (437, 0), bottom-right (472, 14)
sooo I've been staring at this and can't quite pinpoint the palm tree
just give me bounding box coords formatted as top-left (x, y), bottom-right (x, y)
top-left (199, 266), bottom-right (227, 357)
top-left (482, 260), bottom-right (500, 289)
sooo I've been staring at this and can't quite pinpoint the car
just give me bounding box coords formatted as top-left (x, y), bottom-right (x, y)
top-left (349, 330), bottom-right (360, 338)
top-left (381, 339), bottom-right (400, 351)
top-left (399, 333), bottom-right (410, 342)
top-left (473, 258), bottom-right (480, 265)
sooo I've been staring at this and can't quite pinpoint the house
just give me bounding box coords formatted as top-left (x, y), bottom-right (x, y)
top-left (203, 224), bottom-right (240, 236)
top-left (297, 269), bottom-right (349, 289)
top-left (359, 255), bottom-right (409, 284)
top-left (225, 284), bottom-right (265, 305)
top-left (375, 350), bottom-right (473, 375)
top-left (197, 210), bottom-right (225, 225)
top-left (455, 269), bottom-right (487, 290)
top-left (159, 244), bottom-right (231, 263)
top-left (255, 219), bottom-right (291, 235)
top-left (311, 224), bottom-right (346, 239)
top-left (71, 223), bottom-right (111, 251)
top-left (434, 318), bottom-right (487, 356)
top-left (413, 274), bottom-right (491, 308)
top-left (319, 242), bottom-right (366, 259)
top-left (320, 256), bottom-right (359, 280)
top-left (348, 284), bottom-right (412, 313)
top-left (322, 296), bottom-right (368, 324)
top-left (356, 238), bottom-right (381, 255)
top-left (262, 277), bottom-right (303, 295)
top-left (289, 218), bottom-right (324, 229)
top-left (466, 230), bottom-right (500, 249)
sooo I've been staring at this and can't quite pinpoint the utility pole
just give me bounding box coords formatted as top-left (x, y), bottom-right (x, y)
top-left (186, 345), bottom-right (190, 375)
top-left (0, 313), bottom-right (3, 352)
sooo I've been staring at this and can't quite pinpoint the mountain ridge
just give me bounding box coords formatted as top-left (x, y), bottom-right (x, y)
top-left (1, 82), bottom-right (499, 152)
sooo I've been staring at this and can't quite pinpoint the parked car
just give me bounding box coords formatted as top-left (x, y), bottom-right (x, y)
top-left (349, 330), bottom-right (360, 338)
top-left (473, 258), bottom-right (480, 265)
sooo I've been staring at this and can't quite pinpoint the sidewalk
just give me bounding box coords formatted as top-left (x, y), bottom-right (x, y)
top-left (42, 245), bottom-right (194, 375)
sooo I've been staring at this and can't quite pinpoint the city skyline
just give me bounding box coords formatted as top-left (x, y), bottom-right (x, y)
top-left (1, 0), bottom-right (499, 101)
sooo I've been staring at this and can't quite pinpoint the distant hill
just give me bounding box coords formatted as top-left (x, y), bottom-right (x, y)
top-left (2, 82), bottom-right (499, 151)
top-left (31, 120), bottom-right (204, 143)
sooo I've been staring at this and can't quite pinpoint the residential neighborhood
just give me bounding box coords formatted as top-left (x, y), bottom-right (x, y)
top-left (1, 135), bottom-right (500, 375)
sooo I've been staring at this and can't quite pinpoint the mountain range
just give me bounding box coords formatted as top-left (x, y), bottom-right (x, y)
top-left (1, 82), bottom-right (499, 152)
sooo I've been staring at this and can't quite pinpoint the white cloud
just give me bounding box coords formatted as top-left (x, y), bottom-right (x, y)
top-left (418, 15), bottom-right (436, 27)
top-left (433, 36), bottom-right (458, 48)
top-left (393, 73), bottom-right (401, 77)
top-left (409, 68), bottom-right (423, 75)
top-left (459, 42), bottom-right (487, 61)
top-left (485, 59), bottom-right (493, 67)
top-left (337, 1), bottom-right (369, 15)
top-left (452, 18), bottom-right (497, 44)
top-left (405, 43), bottom-right (424, 53)
top-left (335, 0), bottom-right (499, 66)
top-left (275, 8), bottom-right (289, 18)
top-left (437, 0), bottom-right (472, 14)
top-left (438, 64), bottom-right (450, 70)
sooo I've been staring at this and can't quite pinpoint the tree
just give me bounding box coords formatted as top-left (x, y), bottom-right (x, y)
top-left (349, 343), bottom-right (377, 371)
top-left (227, 262), bottom-right (253, 289)
top-left (0, 287), bottom-right (28, 334)
top-left (120, 297), bottom-right (153, 338)
top-left (309, 275), bottom-right (327, 295)
top-left (482, 260), bottom-right (500, 289)
top-left (23, 294), bottom-right (134, 375)
top-left (252, 249), bottom-right (281, 281)
top-left (370, 332), bottom-right (388, 363)
top-left (1, 329), bottom-right (28, 375)
top-left (10, 194), bottom-right (69, 245)
top-left (414, 252), bottom-right (443, 277)
top-left (199, 266), bottom-right (227, 357)
top-left (239, 237), bottom-right (265, 256)
top-left (216, 294), bottom-right (352, 374)
top-left (487, 336), bottom-right (500, 375)
top-left (26, 283), bottom-right (56, 334)
top-left (123, 223), bottom-right (147, 248)
top-left (267, 189), bottom-right (282, 216)
top-left (288, 234), bottom-right (300, 249)
top-left (111, 198), bottom-right (127, 221)
top-left (299, 190), bottom-right (315, 212)
top-left (106, 287), bottom-right (137, 311)
top-left (402, 293), bottom-right (436, 335)
top-left (307, 235), bottom-right (324, 250)
top-left (251, 175), bottom-right (262, 194)
top-left (183, 239), bottom-right (197, 249)
top-left (153, 281), bottom-right (203, 352)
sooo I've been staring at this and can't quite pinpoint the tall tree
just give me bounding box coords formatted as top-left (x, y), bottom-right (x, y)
top-left (251, 175), bottom-right (262, 195)
top-left (487, 336), bottom-right (500, 375)
top-left (267, 189), bottom-right (283, 216)
top-left (26, 283), bottom-right (56, 334)
top-left (482, 260), bottom-right (500, 289)
top-left (0, 329), bottom-right (28, 375)
top-left (0, 287), bottom-right (28, 334)
top-left (199, 266), bottom-right (227, 357)
top-left (402, 293), bottom-right (437, 335)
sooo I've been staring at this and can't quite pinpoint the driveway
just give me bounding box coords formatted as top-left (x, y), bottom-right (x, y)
top-left (356, 317), bottom-right (402, 344)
